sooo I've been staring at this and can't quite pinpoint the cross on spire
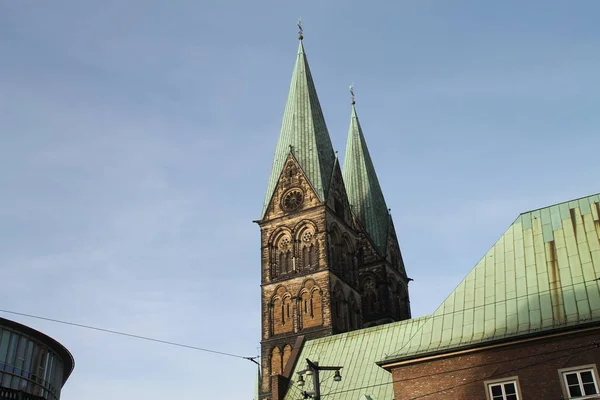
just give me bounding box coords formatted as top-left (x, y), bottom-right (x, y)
top-left (297, 18), bottom-right (303, 40)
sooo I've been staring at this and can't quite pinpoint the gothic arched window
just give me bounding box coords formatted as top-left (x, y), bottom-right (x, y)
top-left (311, 288), bottom-right (323, 325)
top-left (297, 226), bottom-right (317, 271)
top-left (299, 280), bottom-right (323, 329)
top-left (348, 297), bottom-right (356, 330)
top-left (348, 295), bottom-right (360, 330)
top-left (329, 226), bottom-right (342, 274)
top-left (271, 347), bottom-right (282, 376)
top-left (341, 236), bottom-right (354, 284)
top-left (271, 232), bottom-right (293, 278)
top-left (272, 287), bottom-right (293, 335)
top-left (282, 295), bottom-right (293, 331)
top-left (282, 344), bottom-right (292, 372)
top-left (333, 286), bottom-right (347, 331)
top-left (362, 277), bottom-right (379, 316)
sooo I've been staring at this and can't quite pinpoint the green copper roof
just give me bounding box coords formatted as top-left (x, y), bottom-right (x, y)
top-left (262, 40), bottom-right (336, 217)
top-left (283, 316), bottom-right (429, 400)
top-left (385, 193), bottom-right (600, 362)
top-left (342, 105), bottom-right (390, 253)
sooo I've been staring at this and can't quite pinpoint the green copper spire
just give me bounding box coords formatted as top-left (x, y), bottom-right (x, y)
top-left (342, 102), bottom-right (390, 254)
top-left (262, 34), bottom-right (335, 217)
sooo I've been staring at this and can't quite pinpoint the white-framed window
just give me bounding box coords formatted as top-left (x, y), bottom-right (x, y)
top-left (559, 365), bottom-right (600, 399)
top-left (484, 377), bottom-right (521, 400)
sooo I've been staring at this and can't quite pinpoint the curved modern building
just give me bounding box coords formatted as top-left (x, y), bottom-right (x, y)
top-left (0, 317), bottom-right (74, 400)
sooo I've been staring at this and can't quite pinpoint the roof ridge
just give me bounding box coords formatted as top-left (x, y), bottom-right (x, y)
top-left (519, 192), bottom-right (600, 215)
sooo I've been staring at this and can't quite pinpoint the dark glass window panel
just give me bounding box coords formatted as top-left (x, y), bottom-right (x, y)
top-left (42, 352), bottom-right (51, 385)
top-left (10, 376), bottom-right (20, 389)
top-left (35, 349), bottom-right (47, 378)
top-left (46, 354), bottom-right (54, 385)
top-left (15, 337), bottom-right (27, 370)
top-left (583, 382), bottom-right (597, 395)
top-left (505, 383), bottom-right (516, 394)
top-left (566, 373), bottom-right (580, 385)
top-left (491, 385), bottom-right (503, 396)
top-left (2, 372), bottom-right (11, 387)
top-left (31, 346), bottom-right (41, 378)
top-left (18, 378), bottom-right (28, 391)
top-left (0, 330), bottom-right (10, 362)
top-left (506, 395), bottom-right (517, 400)
top-left (568, 384), bottom-right (583, 397)
top-left (581, 371), bottom-right (595, 383)
top-left (38, 349), bottom-right (47, 374)
top-left (6, 334), bottom-right (18, 366)
top-left (24, 341), bottom-right (33, 373)
top-left (53, 361), bottom-right (63, 390)
top-left (33, 381), bottom-right (42, 396)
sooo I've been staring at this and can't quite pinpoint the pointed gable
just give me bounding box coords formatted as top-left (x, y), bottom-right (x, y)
top-left (342, 105), bottom-right (390, 254)
top-left (262, 152), bottom-right (323, 220)
top-left (261, 39), bottom-right (336, 218)
top-left (384, 193), bottom-right (600, 362)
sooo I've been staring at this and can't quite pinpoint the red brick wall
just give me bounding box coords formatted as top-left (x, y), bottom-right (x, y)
top-left (390, 327), bottom-right (600, 400)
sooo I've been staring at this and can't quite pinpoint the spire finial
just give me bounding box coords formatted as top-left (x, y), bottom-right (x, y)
top-left (297, 18), bottom-right (303, 40)
top-left (350, 83), bottom-right (355, 105)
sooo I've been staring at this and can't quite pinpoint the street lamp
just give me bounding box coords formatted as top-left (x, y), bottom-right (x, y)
top-left (333, 370), bottom-right (342, 382)
top-left (296, 358), bottom-right (343, 400)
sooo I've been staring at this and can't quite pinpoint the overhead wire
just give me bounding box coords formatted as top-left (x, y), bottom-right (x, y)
top-left (0, 308), bottom-right (259, 363)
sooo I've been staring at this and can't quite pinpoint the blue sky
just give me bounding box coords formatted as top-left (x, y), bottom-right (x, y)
top-left (1, 1), bottom-right (599, 398)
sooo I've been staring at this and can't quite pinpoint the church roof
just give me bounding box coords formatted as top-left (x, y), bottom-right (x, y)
top-left (283, 316), bottom-right (429, 400)
top-left (281, 192), bottom-right (600, 398)
top-left (383, 192), bottom-right (600, 363)
top-left (261, 39), bottom-right (336, 217)
top-left (342, 105), bottom-right (390, 254)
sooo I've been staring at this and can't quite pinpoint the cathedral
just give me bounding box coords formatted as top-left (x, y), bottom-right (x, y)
top-left (255, 28), bottom-right (600, 400)
top-left (256, 29), bottom-right (411, 398)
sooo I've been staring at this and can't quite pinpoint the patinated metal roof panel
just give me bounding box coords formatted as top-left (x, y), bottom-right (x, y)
top-left (261, 41), bottom-right (335, 217)
top-left (284, 317), bottom-right (428, 400)
top-left (384, 193), bottom-right (600, 362)
top-left (342, 105), bottom-right (390, 254)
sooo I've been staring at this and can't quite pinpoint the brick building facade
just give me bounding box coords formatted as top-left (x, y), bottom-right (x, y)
top-left (383, 326), bottom-right (600, 399)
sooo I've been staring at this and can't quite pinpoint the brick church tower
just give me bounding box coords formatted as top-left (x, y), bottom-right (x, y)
top-left (257, 30), bottom-right (411, 399)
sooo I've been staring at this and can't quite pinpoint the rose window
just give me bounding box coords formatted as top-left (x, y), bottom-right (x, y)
top-left (282, 189), bottom-right (304, 211)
